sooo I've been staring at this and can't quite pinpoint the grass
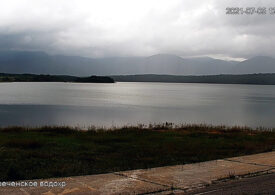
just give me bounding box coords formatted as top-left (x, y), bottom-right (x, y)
top-left (0, 124), bottom-right (274, 181)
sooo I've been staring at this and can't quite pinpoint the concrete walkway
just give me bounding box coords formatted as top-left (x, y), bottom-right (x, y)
top-left (1, 151), bottom-right (275, 195)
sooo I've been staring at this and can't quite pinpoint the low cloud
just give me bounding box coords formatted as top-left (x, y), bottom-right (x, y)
top-left (1, 0), bottom-right (275, 59)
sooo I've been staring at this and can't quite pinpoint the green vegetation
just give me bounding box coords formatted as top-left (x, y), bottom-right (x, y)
top-left (0, 73), bottom-right (115, 83)
top-left (0, 124), bottom-right (274, 181)
top-left (111, 73), bottom-right (275, 85)
top-left (2, 73), bottom-right (275, 85)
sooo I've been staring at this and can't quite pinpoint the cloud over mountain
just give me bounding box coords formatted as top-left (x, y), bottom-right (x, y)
top-left (1, 0), bottom-right (275, 59)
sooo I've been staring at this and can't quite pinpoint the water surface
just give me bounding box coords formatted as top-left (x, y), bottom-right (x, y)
top-left (0, 82), bottom-right (274, 128)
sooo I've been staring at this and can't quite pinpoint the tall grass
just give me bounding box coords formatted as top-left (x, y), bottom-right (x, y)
top-left (0, 123), bottom-right (274, 181)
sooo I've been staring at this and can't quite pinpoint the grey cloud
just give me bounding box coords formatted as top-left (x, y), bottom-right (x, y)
top-left (1, 0), bottom-right (275, 59)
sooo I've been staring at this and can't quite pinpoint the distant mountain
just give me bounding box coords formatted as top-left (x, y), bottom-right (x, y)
top-left (0, 51), bottom-right (97, 76)
top-left (0, 50), bottom-right (275, 76)
top-left (232, 56), bottom-right (275, 74)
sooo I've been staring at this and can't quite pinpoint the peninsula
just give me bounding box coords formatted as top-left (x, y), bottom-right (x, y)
top-left (0, 73), bottom-right (115, 83)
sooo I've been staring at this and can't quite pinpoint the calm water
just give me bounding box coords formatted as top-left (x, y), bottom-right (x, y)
top-left (0, 82), bottom-right (274, 128)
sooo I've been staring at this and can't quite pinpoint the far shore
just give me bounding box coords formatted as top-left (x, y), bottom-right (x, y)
top-left (110, 73), bottom-right (275, 85)
top-left (0, 73), bottom-right (115, 83)
top-left (2, 72), bottom-right (275, 85)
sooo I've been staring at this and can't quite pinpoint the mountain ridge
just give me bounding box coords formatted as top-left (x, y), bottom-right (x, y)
top-left (0, 50), bottom-right (275, 76)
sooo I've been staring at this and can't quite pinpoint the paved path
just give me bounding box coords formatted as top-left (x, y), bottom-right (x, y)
top-left (186, 172), bottom-right (275, 195)
top-left (1, 151), bottom-right (275, 195)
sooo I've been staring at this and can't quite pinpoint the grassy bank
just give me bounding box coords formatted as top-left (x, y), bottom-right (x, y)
top-left (0, 124), bottom-right (274, 181)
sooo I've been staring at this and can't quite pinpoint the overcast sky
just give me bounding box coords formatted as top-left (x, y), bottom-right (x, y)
top-left (1, 0), bottom-right (275, 60)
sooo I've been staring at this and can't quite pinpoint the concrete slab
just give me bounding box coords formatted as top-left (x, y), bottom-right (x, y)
top-left (3, 173), bottom-right (168, 195)
top-left (226, 151), bottom-right (275, 167)
top-left (0, 188), bottom-right (29, 195)
top-left (118, 159), bottom-right (270, 191)
top-left (70, 173), bottom-right (169, 195)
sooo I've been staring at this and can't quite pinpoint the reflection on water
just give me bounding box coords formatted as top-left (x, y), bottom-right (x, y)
top-left (0, 82), bottom-right (274, 128)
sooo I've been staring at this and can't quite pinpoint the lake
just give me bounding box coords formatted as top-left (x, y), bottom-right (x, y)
top-left (0, 82), bottom-right (274, 128)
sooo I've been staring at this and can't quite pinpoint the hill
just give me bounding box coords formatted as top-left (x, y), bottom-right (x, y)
top-left (111, 73), bottom-right (275, 85)
top-left (0, 73), bottom-right (114, 83)
top-left (1, 51), bottom-right (275, 76)
top-left (232, 56), bottom-right (275, 74)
